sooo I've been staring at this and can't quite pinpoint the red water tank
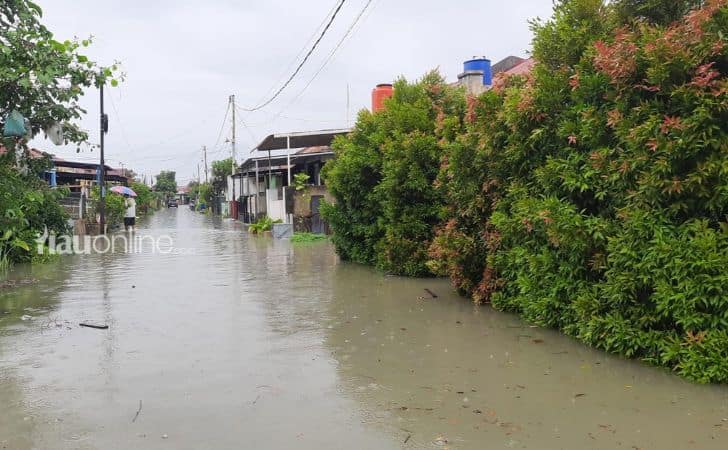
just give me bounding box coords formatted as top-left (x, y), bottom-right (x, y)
top-left (371, 83), bottom-right (393, 113)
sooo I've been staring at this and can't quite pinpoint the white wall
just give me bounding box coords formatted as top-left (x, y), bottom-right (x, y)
top-left (266, 189), bottom-right (286, 222)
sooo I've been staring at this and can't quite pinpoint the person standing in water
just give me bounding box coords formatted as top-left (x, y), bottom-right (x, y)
top-left (124, 194), bottom-right (136, 232)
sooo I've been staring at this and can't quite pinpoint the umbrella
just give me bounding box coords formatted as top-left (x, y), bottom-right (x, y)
top-left (110, 186), bottom-right (137, 197)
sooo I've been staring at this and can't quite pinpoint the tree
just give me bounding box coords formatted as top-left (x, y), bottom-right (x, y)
top-left (154, 170), bottom-right (177, 196)
top-left (211, 158), bottom-right (232, 196)
top-left (0, 0), bottom-right (119, 267)
top-left (614, 0), bottom-right (705, 25)
top-left (0, 0), bottom-right (121, 152)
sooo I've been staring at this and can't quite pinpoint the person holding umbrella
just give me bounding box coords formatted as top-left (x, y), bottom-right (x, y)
top-left (110, 186), bottom-right (137, 232)
top-left (123, 194), bottom-right (136, 232)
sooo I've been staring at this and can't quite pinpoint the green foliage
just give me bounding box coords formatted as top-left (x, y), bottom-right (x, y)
top-left (211, 158), bottom-right (233, 196)
top-left (293, 172), bottom-right (310, 192)
top-left (89, 186), bottom-right (125, 228)
top-left (248, 216), bottom-right (281, 234)
top-left (290, 232), bottom-right (328, 244)
top-left (430, 0), bottom-right (728, 382)
top-left (614, 0), bottom-right (705, 25)
top-left (0, 1), bottom-right (122, 147)
top-left (0, 156), bottom-right (68, 267)
top-left (154, 170), bottom-right (177, 195)
top-left (197, 182), bottom-right (212, 208)
top-left (130, 181), bottom-right (157, 214)
top-left (322, 72), bottom-right (465, 276)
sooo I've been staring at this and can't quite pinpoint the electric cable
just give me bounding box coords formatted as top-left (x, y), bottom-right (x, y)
top-left (239, 0), bottom-right (347, 111)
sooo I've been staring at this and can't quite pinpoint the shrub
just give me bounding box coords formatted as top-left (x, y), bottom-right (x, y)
top-left (322, 72), bottom-right (465, 276)
top-left (248, 216), bottom-right (281, 234)
top-left (131, 181), bottom-right (157, 214)
top-left (431, 0), bottom-right (728, 382)
top-left (88, 186), bottom-right (125, 228)
top-left (0, 153), bottom-right (69, 266)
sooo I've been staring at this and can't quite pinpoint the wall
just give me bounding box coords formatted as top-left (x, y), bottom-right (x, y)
top-left (292, 185), bottom-right (334, 217)
top-left (292, 185), bottom-right (334, 233)
top-left (457, 72), bottom-right (489, 95)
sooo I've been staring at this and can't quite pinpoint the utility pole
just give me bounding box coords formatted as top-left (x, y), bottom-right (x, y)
top-left (98, 71), bottom-right (108, 235)
top-left (203, 146), bottom-right (208, 184)
top-left (230, 95), bottom-right (236, 201)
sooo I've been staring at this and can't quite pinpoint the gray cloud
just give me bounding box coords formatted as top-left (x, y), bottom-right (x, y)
top-left (31, 0), bottom-right (554, 185)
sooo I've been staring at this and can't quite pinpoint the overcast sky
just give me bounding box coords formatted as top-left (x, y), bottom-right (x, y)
top-left (31, 0), bottom-right (554, 185)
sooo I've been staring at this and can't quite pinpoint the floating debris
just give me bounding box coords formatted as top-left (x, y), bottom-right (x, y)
top-left (79, 323), bottom-right (109, 330)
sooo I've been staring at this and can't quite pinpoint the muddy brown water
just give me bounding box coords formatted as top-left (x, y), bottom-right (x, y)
top-left (1, 208), bottom-right (726, 449)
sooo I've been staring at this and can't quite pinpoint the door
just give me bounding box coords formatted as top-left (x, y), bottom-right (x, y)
top-left (310, 195), bottom-right (324, 234)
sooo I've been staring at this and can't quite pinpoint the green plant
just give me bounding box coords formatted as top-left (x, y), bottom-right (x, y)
top-left (0, 156), bottom-right (69, 267)
top-left (322, 71), bottom-right (465, 276)
top-left (293, 172), bottom-right (310, 195)
top-left (290, 232), bottom-right (328, 243)
top-left (154, 170), bottom-right (177, 196)
top-left (429, 0), bottom-right (728, 382)
top-left (248, 216), bottom-right (281, 234)
top-left (0, 1), bottom-right (122, 148)
top-left (131, 181), bottom-right (157, 214)
top-left (88, 187), bottom-right (125, 228)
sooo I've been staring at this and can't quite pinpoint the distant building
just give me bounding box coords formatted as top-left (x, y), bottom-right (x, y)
top-left (0, 145), bottom-right (127, 188)
top-left (455, 55), bottom-right (535, 95)
top-left (232, 128), bottom-right (350, 233)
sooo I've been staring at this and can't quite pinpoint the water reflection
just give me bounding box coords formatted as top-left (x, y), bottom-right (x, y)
top-left (325, 263), bottom-right (728, 449)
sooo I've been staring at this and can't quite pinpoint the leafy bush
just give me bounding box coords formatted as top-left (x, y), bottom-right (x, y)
top-left (248, 216), bottom-right (281, 234)
top-left (88, 186), bottom-right (125, 228)
top-left (0, 153), bottom-right (69, 267)
top-left (430, 0), bottom-right (728, 382)
top-left (131, 181), bottom-right (157, 214)
top-left (324, 0), bottom-right (727, 382)
top-left (322, 72), bottom-right (465, 276)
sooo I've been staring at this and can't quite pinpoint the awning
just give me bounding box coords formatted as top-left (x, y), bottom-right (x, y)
top-left (254, 128), bottom-right (351, 151)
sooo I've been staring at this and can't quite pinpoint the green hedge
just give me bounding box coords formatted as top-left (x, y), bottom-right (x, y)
top-left (431, 0), bottom-right (728, 382)
top-left (324, 0), bottom-right (728, 382)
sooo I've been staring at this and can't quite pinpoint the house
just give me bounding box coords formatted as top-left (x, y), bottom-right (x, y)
top-left (1, 145), bottom-right (128, 224)
top-left (0, 145), bottom-right (127, 189)
top-left (176, 186), bottom-right (191, 204)
top-left (455, 55), bottom-right (535, 95)
top-left (232, 128), bottom-right (350, 232)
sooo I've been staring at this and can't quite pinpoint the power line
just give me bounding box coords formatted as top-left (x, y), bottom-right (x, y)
top-left (212, 101), bottom-right (231, 151)
top-left (246, 0), bottom-right (378, 128)
top-left (283, 0), bottom-right (377, 112)
top-left (107, 89), bottom-right (137, 158)
top-left (239, 0), bottom-right (348, 112)
top-left (253, 0), bottom-right (344, 105)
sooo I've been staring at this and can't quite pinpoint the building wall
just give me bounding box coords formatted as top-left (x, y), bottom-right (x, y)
top-left (292, 185), bottom-right (334, 217)
top-left (457, 72), bottom-right (489, 95)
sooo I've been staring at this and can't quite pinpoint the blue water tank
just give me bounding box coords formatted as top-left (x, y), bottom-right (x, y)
top-left (462, 57), bottom-right (492, 86)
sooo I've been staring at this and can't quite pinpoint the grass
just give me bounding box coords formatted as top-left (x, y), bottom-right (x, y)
top-left (290, 232), bottom-right (328, 244)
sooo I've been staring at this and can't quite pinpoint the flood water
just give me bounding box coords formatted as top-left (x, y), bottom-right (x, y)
top-left (1, 208), bottom-right (726, 450)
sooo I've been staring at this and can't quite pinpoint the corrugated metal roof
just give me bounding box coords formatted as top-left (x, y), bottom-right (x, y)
top-left (254, 128), bottom-right (350, 151)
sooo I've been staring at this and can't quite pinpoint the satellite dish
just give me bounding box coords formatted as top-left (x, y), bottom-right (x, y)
top-left (45, 122), bottom-right (64, 146)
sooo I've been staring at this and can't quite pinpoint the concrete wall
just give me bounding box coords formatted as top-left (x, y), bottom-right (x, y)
top-left (266, 188), bottom-right (286, 222)
top-left (292, 185), bottom-right (334, 217)
top-left (457, 72), bottom-right (489, 95)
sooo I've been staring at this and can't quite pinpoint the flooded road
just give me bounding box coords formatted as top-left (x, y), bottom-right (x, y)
top-left (1, 208), bottom-right (726, 449)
